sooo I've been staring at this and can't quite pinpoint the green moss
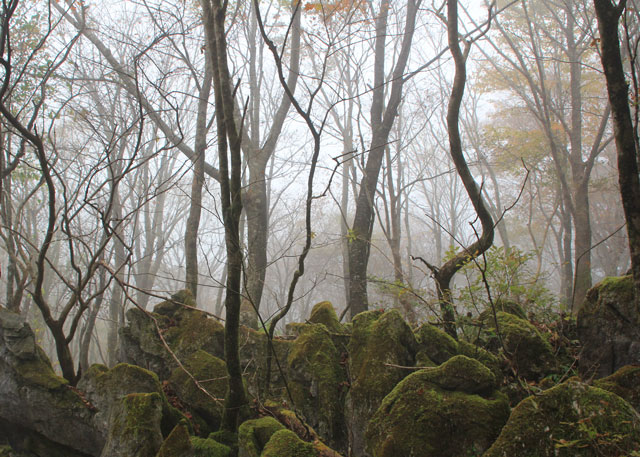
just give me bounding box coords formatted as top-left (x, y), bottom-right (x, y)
top-left (366, 364), bottom-right (510, 457)
top-left (238, 417), bottom-right (285, 457)
top-left (308, 302), bottom-right (344, 333)
top-left (287, 323), bottom-right (346, 446)
top-left (168, 350), bottom-right (227, 436)
top-left (414, 323), bottom-right (458, 365)
top-left (420, 355), bottom-right (496, 395)
top-left (164, 309), bottom-right (225, 360)
top-left (485, 379), bottom-right (640, 457)
top-left (457, 340), bottom-right (502, 381)
top-left (487, 312), bottom-right (555, 380)
top-left (349, 309), bottom-right (417, 406)
top-left (156, 424), bottom-right (194, 457)
top-left (481, 298), bottom-right (527, 320)
top-left (580, 275), bottom-right (636, 322)
top-left (14, 356), bottom-right (67, 390)
top-left (594, 365), bottom-right (640, 412)
top-left (191, 437), bottom-right (231, 457)
top-left (260, 429), bottom-right (316, 457)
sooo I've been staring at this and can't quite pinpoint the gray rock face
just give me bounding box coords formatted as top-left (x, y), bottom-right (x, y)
top-left (577, 276), bottom-right (640, 379)
top-left (0, 307), bottom-right (102, 456)
top-left (100, 392), bottom-right (164, 457)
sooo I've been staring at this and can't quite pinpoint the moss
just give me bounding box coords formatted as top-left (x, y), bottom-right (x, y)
top-left (349, 309), bottom-right (417, 405)
top-left (155, 290), bottom-right (198, 316)
top-left (237, 326), bottom-right (293, 398)
top-left (238, 417), bottom-right (285, 457)
top-left (14, 356), bottom-right (68, 390)
top-left (190, 437), bottom-right (231, 457)
top-left (366, 364), bottom-right (510, 457)
top-left (156, 424), bottom-right (194, 457)
top-left (287, 323), bottom-right (346, 445)
top-left (168, 350), bottom-right (227, 436)
top-left (261, 429), bottom-right (316, 457)
top-left (420, 355), bottom-right (496, 395)
top-left (457, 340), bottom-right (502, 381)
top-left (103, 392), bottom-right (164, 457)
top-left (580, 275), bottom-right (636, 322)
top-left (594, 365), bottom-right (640, 412)
top-left (414, 323), bottom-right (458, 365)
top-left (164, 309), bottom-right (225, 360)
top-left (481, 298), bottom-right (527, 320)
top-left (484, 379), bottom-right (640, 456)
top-left (485, 312), bottom-right (555, 380)
top-left (308, 302), bottom-right (344, 334)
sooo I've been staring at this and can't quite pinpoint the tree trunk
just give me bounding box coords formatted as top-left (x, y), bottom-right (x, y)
top-left (348, 0), bottom-right (420, 319)
top-left (185, 56), bottom-right (213, 300)
top-left (594, 0), bottom-right (640, 311)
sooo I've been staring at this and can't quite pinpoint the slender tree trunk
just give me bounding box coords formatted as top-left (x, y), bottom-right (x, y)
top-left (348, 0), bottom-right (420, 319)
top-left (185, 56), bottom-right (213, 300)
top-left (202, 0), bottom-right (248, 433)
top-left (433, 0), bottom-right (495, 338)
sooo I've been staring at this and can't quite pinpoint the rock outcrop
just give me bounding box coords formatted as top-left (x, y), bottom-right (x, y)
top-left (484, 379), bottom-right (640, 456)
top-left (366, 355), bottom-right (510, 457)
top-left (578, 275), bottom-right (640, 378)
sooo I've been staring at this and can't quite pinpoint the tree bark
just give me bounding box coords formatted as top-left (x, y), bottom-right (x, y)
top-left (594, 0), bottom-right (640, 311)
top-left (348, 0), bottom-right (420, 319)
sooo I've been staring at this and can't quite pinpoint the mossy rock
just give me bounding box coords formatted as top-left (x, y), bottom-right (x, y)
top-left (484, 379), bottom-right (640, 456)
top-left (594, 365), bottom-right (640, 412)
top-left (414, 323), bottom-right (458, 365)
top-left (308, 302), bottom-right (344, 334)
top-left (480, 298), bottom-right (527, 321)
top-left (366, 356), bottom-right (510, 457)
top-left (238, 326), bottom-right (292, 398)
top-left (102, 392), bottom-right (164, 457)
top-left (457, 340), bottom-right (503, 382)
top-left (168, 351), bottom-right (227, 436)
top-left (420, 355), bottom-right (497, 395)
top-left (78, 362), bottom-right (182, 435)
top-left (577, 275), bottom-right (640, 378)
top-left (191, 437), bottom-right (231, 457)
top-left (240, 300), bottom-right (259, 330)
top-left (260, 429), bottom-right (316, 457)
top-left (238, 417), bottom-right (285, 457)
top-left (119, 292), bottom-right (225, 380)
top-left (156, 424), bottom-right (194, 457)
top-left (485, 312), bottom-right (555, 380)
top-left (347, 309), bottom-right (417, 456)
top-left (155, 290), bottom-right (198, 316)
top-left (287, 323), bottom-right (346, 449)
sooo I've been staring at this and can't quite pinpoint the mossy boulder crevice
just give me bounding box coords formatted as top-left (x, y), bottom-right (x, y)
top-left (577, 275), bottom-right (640, 378)
top-left (484, 379), bottom-right (640, 456)
top-left (414, 323), bottom-right (457, 366)
top-left (238, 417), bottom-right (285, 457)
top-left (347, 309), bottom-right (418, 457)
top-left (366, 355), bottom-right (509, 457)
top-left (287, 323), bottom-right (347, 451)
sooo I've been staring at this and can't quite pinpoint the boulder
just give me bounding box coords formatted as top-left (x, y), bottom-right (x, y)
top-left (0, 307), bottom-right (101, 456)
top-left (594, 364), bottom-right (640, 412)
top-left (119, 290), bottom-right (225, 380)
top-left (287, 323), bottom-right (347, 451)
top-left (167, 350), bottom-right (228, 435)
top-left (346, 310), bottom-right (417, 457)
top-left (101, 392), bottom-right (164, 457)
top-left (156, 424), bottom-right (194, 457)
top-left (307, 302), bottom-right (344, 334)
top-left (484, 379), bottom-right (640, 456)
top-left (366, 355), bottom-right (510, 457)
top-left (238, 417), bottom-right (284, 457)
top-left (578, 275), bottom-right (640, 378)
top-left (484, 311), bottom-right (555, 380)
top-left (260, 430), bottom-right (316, 457)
